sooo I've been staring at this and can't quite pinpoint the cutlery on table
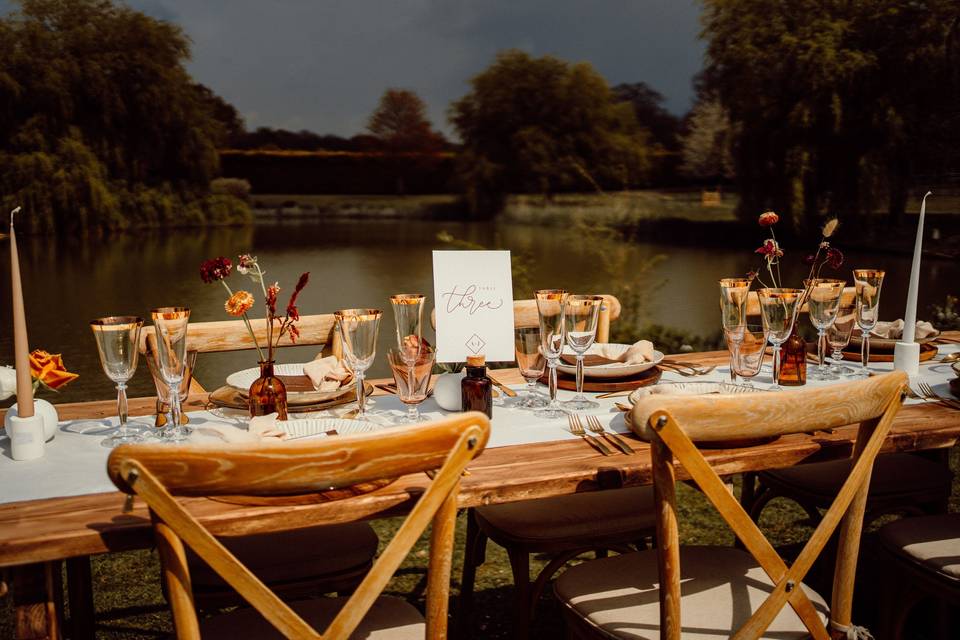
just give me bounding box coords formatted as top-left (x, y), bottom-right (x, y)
top-left (614, 401), bottom-right (632, 412)
top-left (487, 375), bottom-right (518, 398)
top-left (567, 414), bottom-right (613, 455)
top-left (913, 381), bottom-right (960, 410)
top-left (585, 415), bottom-right (634, 454)
top-left (595, 389), bottom-right (635, 399)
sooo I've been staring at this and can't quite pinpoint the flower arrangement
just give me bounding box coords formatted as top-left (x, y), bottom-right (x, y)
top-left (750, 211), bottom-right (843, 289)
top-left (0, 350), bottom-right (79, 401)
top-left (200, 255), bottom-right (309, 363)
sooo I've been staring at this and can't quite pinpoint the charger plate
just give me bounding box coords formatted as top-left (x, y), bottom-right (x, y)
top-left (540, 366), bottom-right (661, 393)
top-left (841, 342), bottom-right (937, 363)
top-left (207, 381), bottom-right (372, 413)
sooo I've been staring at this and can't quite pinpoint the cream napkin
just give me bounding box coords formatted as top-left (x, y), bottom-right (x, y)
top-left (192, 413), bottom-right (287, 443)
top-left (303, 355), bottom-right (352, 392)
top-left (599, 340), bottom-right (656, 364)
top-left (871, 320), bottom-right (938, 340)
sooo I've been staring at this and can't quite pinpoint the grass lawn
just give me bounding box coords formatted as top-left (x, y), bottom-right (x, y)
top-left (2, 446), bottom-right (956, 638)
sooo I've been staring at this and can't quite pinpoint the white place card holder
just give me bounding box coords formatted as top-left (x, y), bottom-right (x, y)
top-left (432, 250), bottom-right (515, 363)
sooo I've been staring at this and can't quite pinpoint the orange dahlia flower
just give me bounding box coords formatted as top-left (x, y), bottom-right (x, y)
top-left (225, 290), bottom-right (255, 317)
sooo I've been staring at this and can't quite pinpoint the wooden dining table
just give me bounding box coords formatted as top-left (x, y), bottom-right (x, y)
top-left (2, 343), bottom-right (959, 640)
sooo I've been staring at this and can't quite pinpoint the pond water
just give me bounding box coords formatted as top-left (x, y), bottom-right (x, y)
top-left (1, 216), bottom-right (956, 406)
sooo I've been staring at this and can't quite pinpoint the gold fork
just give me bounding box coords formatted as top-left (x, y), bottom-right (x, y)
top-left (585, 415), bottom-right (634, 454)
top-left (915, 381), bottom-right (960, 410)
top-left (568, 414), bottom-right (613, 455)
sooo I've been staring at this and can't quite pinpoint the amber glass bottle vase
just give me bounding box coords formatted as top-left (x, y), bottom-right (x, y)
top-left (248, 360), bottom-right (289, 419)
top-left (778, 325), bottom-right (807, 386)
top-left (461, 354), bottom-right (493, 418)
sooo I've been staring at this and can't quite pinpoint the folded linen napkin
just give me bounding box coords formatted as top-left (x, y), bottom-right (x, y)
top-left (870, 320), bottom-right (938, 340)
top-left (192, 412), bottom-right (287, 443)
top-left (598, 340), bottom-right (656, 364)
top-left (303, 355), bottom-right (352, 392)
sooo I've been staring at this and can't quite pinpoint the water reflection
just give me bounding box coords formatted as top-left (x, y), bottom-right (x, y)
top-left (0, 219), bottom-right (954, 406)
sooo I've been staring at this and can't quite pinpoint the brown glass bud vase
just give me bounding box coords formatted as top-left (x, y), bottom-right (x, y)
top-left (778, 325), bottom-right (807, 386)
top-left (248, 360), bottom-right (288, 419)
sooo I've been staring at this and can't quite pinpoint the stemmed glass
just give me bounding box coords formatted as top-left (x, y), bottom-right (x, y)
top-left (390, 294), bottom-right (425, 404)
top-left (727, 324), bottom-right (768, 387)
top-left (828, 305), bottom-right (857, 378)
top-left (514, 326), bottom-right (548, 409)
top-left (150, 307), bottom-right (191, 442)
top-left (758, 288), bottom-right (803, 391)
top-left (805, 279), bottom-right (846, 380)
top-left (387, 346), bottom-right (435, 423)
top-left (90, 316), bottom-right (144, 448)
top-left (534, 289), bottom-right (567, 419)
top-left (562, 295), bottom-right (604, 410)
top-left (335, 308), bottom-right (382, 419)
top-left (853, 269), bottom-right (885, 377)
top-left (719, 278), bottom-right (752, 383)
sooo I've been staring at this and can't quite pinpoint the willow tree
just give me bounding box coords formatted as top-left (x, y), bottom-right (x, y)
top-left (0, 0), bottom-right (249, 232)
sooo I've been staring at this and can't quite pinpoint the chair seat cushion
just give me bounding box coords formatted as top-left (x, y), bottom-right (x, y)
top-left (555, 546), bottom-right (829, 639)
top-left (199, 594), bottom-right (423, 639)
top-left (760, 453), bottom-right (951, 500)
top-left (879, 513), bottom-right (960, 582)
top-left (188, 522), bottom-right (379, 590)
top-left (475, 486), bottom-right (656, 547)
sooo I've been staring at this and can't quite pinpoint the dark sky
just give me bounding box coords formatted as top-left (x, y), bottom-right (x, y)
top-left (6, 0), bottom-right (707, 136)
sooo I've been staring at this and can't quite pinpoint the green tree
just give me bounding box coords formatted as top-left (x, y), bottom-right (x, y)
top-left (0, 0), bottom-right (249, 232)
top-left (701, 0), bottom-right (960, 233)
top-left (611, 82), bottom-right (681, 151)
top-left (449, 50), bottom-right (652, 215)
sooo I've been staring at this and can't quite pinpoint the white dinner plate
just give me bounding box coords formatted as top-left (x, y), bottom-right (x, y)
top-left (279, 417), bottom-right (381, 440)
top-left (557, 343), bottom-right (664, 379)
top-left (227, 362), bottom-right (310, 390)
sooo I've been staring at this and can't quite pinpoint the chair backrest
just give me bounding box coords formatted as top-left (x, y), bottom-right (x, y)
top-left (430, 294), bottom-right (622, 343)
top-left (139, 313), bottom-right (342, 357)
top-left (629, 372), bottom-right (907, 640)
top-left (107, 412), bottom-right (491, 640)
top-left (744, 286), bottom-right (856, 318)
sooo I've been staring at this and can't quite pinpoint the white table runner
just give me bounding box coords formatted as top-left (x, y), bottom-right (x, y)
top-left (1, 346), bottom-right (956, 506)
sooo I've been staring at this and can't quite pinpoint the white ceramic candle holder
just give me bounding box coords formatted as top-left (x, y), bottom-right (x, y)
top-left (893, 341), bottom-right (920, 377)
top-left (7, 413), bottom-right (45, 460)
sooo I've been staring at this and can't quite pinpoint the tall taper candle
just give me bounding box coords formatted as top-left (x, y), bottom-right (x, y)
top-left (902, 192), bottom-right (932, 344)
top-left (9, 206), bottom-right (34, 418)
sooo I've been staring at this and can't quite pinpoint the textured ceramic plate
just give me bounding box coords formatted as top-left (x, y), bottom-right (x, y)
top-left (227, 363), bottom-right (311, 389)
top-left (279, 417), bottom-right (381, 440)
top-left (627, 381), bottom-right (763, 405)
top-left (849, 329), bottom-right (940, 350)
top-left (558, 343), bottom-right (665, 378)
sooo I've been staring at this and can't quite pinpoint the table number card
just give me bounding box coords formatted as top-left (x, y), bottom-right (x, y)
top-left (432, 250), bottom-right (515, 363)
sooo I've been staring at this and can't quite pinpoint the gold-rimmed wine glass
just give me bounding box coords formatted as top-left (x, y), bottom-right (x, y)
top-left (387, 346), bottom-right (435, 423)
top-left (719, 278), bottom-right (752, 383)
top-left (514, 326), bottom-right (548, 409)
top-left (804, 278), bottom-right (846, 380)
top-left (758, 288), bottom-right (803, 391)
top-left (90, 316), bottom-right (143, 448)
top-left (390, 293), bottom-right (425, 404)
top-left (534, 289), bottom-right (567, 419)
top-left (562, 295), bottom-right (604, 410)
top-left (335, 308), bottom-right (382, 419)
top-left (150, 307), bottom-right (191, 442)
top-left (828, 305), bottom-right (857, 378)
top-left (853, 269), bottom-right (885, 376)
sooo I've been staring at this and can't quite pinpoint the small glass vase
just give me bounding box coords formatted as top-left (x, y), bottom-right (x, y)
top-left (248, 360), bottom-right (288, 420)
top-left (778, 324), bottom-right (807, 386)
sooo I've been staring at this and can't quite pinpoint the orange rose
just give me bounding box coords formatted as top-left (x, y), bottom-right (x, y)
top-left (29, 349), bottom-right (79, 391)
top-left (225, 290), bottom-right (255, 317)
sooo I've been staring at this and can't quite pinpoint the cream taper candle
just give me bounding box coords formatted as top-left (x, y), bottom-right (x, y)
top-left (9, 206), bottom-right (34, 419)
top-left (902, 192), bottom-right (931, 344)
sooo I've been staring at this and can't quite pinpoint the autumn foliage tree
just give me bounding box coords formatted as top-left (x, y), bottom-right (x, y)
top-left (367, 89), bottom-right (445, 152)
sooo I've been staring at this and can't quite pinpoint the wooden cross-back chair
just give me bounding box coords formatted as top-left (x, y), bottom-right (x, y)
top-left (556, 372), bottom-right (907, 640)
top-left (107, 412), bottom-right (491, 639)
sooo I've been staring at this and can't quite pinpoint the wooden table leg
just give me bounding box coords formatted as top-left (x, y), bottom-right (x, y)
top-left (11, 563), bottom-right (60, 640)
top-left (66, 557), bottom-right (96, 640)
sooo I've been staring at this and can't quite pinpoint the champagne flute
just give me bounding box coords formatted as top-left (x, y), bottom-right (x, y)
top-left (335, 308), bottom-right (382, 419)
top-left (828, 305), bottom-right (857, 378)
top-left (728, 324), bottom-right (768, 387)
top-left (853, 269), bottom-right (885, 376)
top-left (758, 288), bottom-right (803, 391)
top-left (90, 316), bottom-right (144, 448)
top-left (562, 295), bottom-right (604, 410)
top-left (514, 326), bottom-right (548, 409)
top-left (387, 346), bottom-right (435, 423)
top-left (390, 294), bottom-right (425, 403)
top-left (719, 278), bottom-right (752, 383)
top-left (534, 289), bottom-right (567, 419)
top-left (805, 278), bottom-right (846, 380)
top-left (150, 307), bottom-right (191, 442)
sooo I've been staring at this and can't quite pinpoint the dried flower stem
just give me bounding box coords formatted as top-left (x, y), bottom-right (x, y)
top-left (219, 280), bottom-right (265, 361)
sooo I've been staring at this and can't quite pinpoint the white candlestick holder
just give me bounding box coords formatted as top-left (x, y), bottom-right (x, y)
top-left (893, 341), bottom-right (920, 377)
top-left (8, 413), bottom-right (45, 460)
